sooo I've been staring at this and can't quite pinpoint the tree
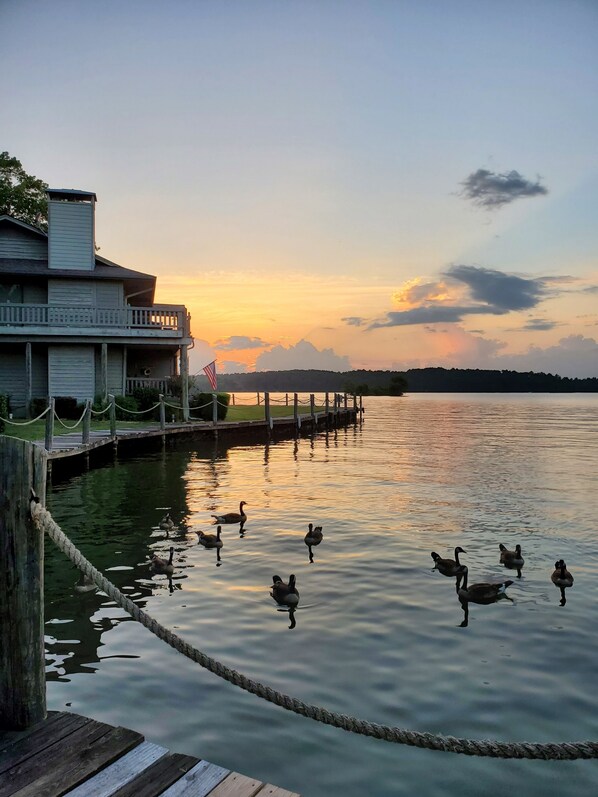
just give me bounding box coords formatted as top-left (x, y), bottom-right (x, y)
top-left (0, 151), bottom-right (48, 229)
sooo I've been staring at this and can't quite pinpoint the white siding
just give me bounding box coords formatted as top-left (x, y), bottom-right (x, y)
top-left (48, 345), bottom-right (95, 401)
top-left (0, 347), bottom-right (26, 411)
top-left (48, 279), bottom-right (94, 306)
top-left (94, 346), bottom-right (124, 396)
top-left (31, 347), bottom-right (48, 398)
top-left (0, 227), bottom-right (47, 259)
top-left (96, 281), bottom-right (124, 307)
top-left (48, 200), bottom-right (95, 271)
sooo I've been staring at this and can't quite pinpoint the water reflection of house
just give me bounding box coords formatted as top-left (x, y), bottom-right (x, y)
top-left (0, 189), bottom-right (192, 415)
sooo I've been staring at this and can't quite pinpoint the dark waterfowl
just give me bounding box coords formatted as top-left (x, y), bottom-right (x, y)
top-left (150, 546), bottom-right (175, 575)
top-left (431, 546), bottom-right (466, 577)
top-left (159, 513), bottom-right (175, 531)
top-left (304, 523), bottom-right (323, 547)
top-left (456, 566), bottom-right (513, 605)
top-left (551, 559), bottom-right (573, 606)
top-left (499, 543), bottom-right (524, 567)
top-left (270, 574), bottom-right (300, 607)
top-left (197, 526), bottom-right (223, 548)
top-left (212, 501), bottom-right (247, 525)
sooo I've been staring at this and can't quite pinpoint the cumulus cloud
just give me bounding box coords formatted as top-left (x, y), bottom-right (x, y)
top-left (446, 265), bottom-right (546, 310)
top-left (342, 316), bottom-right (366, 327)
top-left (213, 335), bottom-right (271, 350)
top-left (497, 335), bottom-right (598, 377)
top-left (219, 360), bottom-right (249, 373)
top-left (255, 339), bottom-right (351, 371)
top-left (460, 168), bottom-right (548, 209)
top-left (521, 318), bottom-right (559, 331)
top-left (392, 278), bottom-right (450, 305)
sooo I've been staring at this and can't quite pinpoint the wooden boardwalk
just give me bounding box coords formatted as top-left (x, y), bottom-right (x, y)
top-left (0, 711), bottom-right (299, 797)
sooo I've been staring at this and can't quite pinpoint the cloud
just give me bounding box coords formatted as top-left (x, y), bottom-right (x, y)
top-left (392, 278), bottom-right (450, 305)
top-left (460, 168), bottom-right (548, 209)
top-left (342, 316), bottom-right (366, 327)
top-left (218, 360), bottom-right (249, 373)
top-left (255, 339), bottom-right (351, 371)
top-left (213, 335), bottom-right (271, 350)
top-left (446, 265), bottom-right (546, 310)
top-left (497, 335), bottom-right (598, 377)
top-left (369, 304), bottom-right (504, 328)
top-left (521, 318), bottom-right (559, 331)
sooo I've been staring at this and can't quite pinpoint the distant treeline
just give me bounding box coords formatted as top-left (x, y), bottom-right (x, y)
top-left (192, 367), bottom-right (598, 393)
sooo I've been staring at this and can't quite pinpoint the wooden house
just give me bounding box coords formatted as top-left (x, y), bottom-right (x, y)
top-left (0, 189), bottom-right (192, 415)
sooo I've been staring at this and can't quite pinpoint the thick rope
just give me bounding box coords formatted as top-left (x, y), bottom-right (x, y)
top-left (32, 501), bottom-right (598, 761)
top-left (90, 402), bottom-right (114, 416)
top-left (114, 401), bottom-right (161, 415)
top-left (0, 406), bottom-right (51, 425)
top-left (53, 405), bottom-right (88, 430)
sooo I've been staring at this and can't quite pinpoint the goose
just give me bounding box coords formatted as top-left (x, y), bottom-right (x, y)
top-left (499, 543), bottom-right (524, 567)
top-left (159, 513), bottom-right (175, 531)
top-left (74, 573), bottom-right (97, 593)
top-left (197, 526), bottom-right (224, 548)
top-left (431, 546), bottom-right (466, 577)
top-left (212, 501), bottom-right (247, 525)
top-left (304, 523), bottom-right (323, 547)
top-left (150, 546), bottom-right (175, 575)
top-left (456, 566), bottom-right (513, 605)
top-left (270, 574), bottom-right (300, 607)
top-left (551, 560), bottom-right (573, 588)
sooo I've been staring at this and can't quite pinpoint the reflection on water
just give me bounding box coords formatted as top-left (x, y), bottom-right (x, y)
top-left (45, 394), bottom-right (598, 797)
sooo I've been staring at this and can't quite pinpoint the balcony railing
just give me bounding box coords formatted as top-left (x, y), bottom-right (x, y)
top-left (0, 303), bottom-right (190, 337)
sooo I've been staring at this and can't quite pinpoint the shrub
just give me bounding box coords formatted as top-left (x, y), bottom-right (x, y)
top-left (131, 386), bottom-right (161, 420)
top-left (190, 392), bottom-right (230, 421)
top-left (167, 375), bottom-right (197, 398)
top-left (54, 396), bottom-right (81, 419)
top-left (112, 395), bottom-right (139, 420)
top-left (30, 397), bottom-right (48, 418)
top-left (0, 393), bottom-right (8, 432)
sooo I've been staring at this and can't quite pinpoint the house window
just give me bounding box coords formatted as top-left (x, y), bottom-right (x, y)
top-left (0, 283), bottom-right (24, 303)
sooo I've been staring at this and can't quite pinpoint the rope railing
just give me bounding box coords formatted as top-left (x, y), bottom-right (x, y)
top-left (31, 499), bottom-right (598, 761)
top-left (0, 406), bottom-right (51, 425)
top-left (53, 405), bottom-right (88, 430)
top-left (113, 401), bottom-right (162, 415)
top-left (90, 402), bottom-right (114, 416)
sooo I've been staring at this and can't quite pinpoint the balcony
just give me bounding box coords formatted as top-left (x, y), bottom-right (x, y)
top-left (0, 303), bottom-right (191, 340)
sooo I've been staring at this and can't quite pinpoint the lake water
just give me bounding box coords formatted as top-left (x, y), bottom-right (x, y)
top-left (44, 394), bottom-right (598, 796)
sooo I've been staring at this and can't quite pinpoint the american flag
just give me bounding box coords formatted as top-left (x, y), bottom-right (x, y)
top-left (203, 360), bottom-right (217, 390)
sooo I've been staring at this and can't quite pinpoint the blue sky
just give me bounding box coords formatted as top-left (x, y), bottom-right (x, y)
top-left (2, 0), bottom-right (597, 375)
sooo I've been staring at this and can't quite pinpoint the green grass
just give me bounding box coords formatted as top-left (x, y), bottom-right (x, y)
top-left (0, 404), bottom-right (327, 441)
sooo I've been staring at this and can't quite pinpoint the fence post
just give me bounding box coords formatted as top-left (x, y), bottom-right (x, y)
top-left (293, 392), bottom-right (300, 431)
top-left (212, 393), bottom-right (218, 429)
top-left (264, 391), bottom-right (272, 433)
top-left (344, 393), bottom-right (348, 411)
top-left (325, 392), bottom-right (329, 421)
top-left (232, 394), bottom-right (236, 406)
top-left (82, 398), bottom-right (91, 445)
top-left (44, 397), bottom-right (55, 452)
top-left (310, 393), bottom-right (315, 424)
top-left (0, 437), bottom-right (47, 730)
top-left (257, 392), bottom-right (260, 406)
top-left (159, 394), bottom-right (166, 431)
top-left (285, 393), bottom-right (289, 406)
top-left (108, 393), bottom-right (116, 438)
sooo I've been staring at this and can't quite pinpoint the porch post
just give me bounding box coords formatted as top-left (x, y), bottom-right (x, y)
top-left (100, 343), bottom-right (108, 401)
top-left (25, 342), bottom-right (32, 418)
top-left (180, 344), bottom-right (189, 422)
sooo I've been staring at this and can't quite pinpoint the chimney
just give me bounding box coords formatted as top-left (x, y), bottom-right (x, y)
top-left (47, 189), bottom-right (97, 270)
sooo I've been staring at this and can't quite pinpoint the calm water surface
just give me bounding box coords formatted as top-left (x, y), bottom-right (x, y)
top-left (45, 394), bottom-right (598, 796)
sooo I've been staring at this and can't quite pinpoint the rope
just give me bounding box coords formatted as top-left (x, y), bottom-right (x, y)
top-left (90, 402), bottom-right (114, 416)
top-left (0, 406), bottom-right (50, 425)
top-left (53, 406), bottom-right (87, 430)
top-left (30, 500), bottom-right (598, 761)
top-left (162, 401), bottom-right (185, 411)
top-left (114, 401), bottom-right (161, 415)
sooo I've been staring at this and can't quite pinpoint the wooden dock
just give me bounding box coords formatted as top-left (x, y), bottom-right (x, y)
top-left (0, 711), bottom-right (299, 797)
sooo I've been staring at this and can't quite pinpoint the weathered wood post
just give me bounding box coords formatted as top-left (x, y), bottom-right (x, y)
top-left (293, 392), bottom-right (300, 432)
top-left (0, 437), bottom-right (47, 730)
top-left (256, 392), bottom-right (260, 406)
top-left (25, 342), bottom-right (32, 418)
top-left (108, 393), bottom-right (117, 441)
top-left (82, 398), bottom-right (91, 445)
top-left (44, 397), bottom-right (55, 452)
top-left (159, 394), bottom-right (166, 431)
top-left (212, 393), bottom-right (218, 431)
top-left (264, 392), bottom-right (272, 435)
top-left (310, 393), bottom-right (316, 426)
top-left (285, 393), bottom-right (289, 406)
top-left (344, 393), bottom-right (348, 411)
top-left (232, 394), bottom-right (236, 406)
top-left (325, 392), bottom-right (330, 426)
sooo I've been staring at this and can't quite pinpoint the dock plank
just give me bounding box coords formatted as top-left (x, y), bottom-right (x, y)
top-left (0, 713), bottom-right (92, 775)
top-left (62, 740), bottom-right (168, 797)
top-left (207, 772), bottom-right (264, 797)
top-left (109, 752), bottom-right (199, 797)
top-left (1, 722), bottom-right (142, 797)
top-left (255, 787), bottom-right (301, 797)
top-left (159, 759), bottom-right (230, 797)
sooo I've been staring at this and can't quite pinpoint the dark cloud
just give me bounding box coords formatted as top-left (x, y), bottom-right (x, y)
top-left (214, 335), bottom-right (270, 351)
top-left (446, 265), bottom-right (546, 310)
top-left (369, 304), bottom-right (505, 329)
top-left (342, 316), bottom-right (366, 327)
top-left (521, 318), bottom-right (559, 331)
top-left (460, 168), bottom-right (548, 209)
top-left (582, 285), bottom-right (598, 294)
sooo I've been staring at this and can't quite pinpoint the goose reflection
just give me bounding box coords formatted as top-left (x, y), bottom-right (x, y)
top-left (551, 559), bottom-right (573, 606)
top-left (74, 572), bottom-right (97, 594)
top-left (499, 543), bottom-right (524, 578)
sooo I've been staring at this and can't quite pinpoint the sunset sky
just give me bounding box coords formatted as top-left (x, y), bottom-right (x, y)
top-left (2, 1), bottom-right (597, 376)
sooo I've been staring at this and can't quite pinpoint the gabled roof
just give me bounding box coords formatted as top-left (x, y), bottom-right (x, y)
top-left (0, 214), bottom-right (46, 238)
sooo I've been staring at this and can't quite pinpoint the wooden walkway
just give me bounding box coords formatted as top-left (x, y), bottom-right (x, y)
top-left (0, 711), bottom-right (299, 797)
